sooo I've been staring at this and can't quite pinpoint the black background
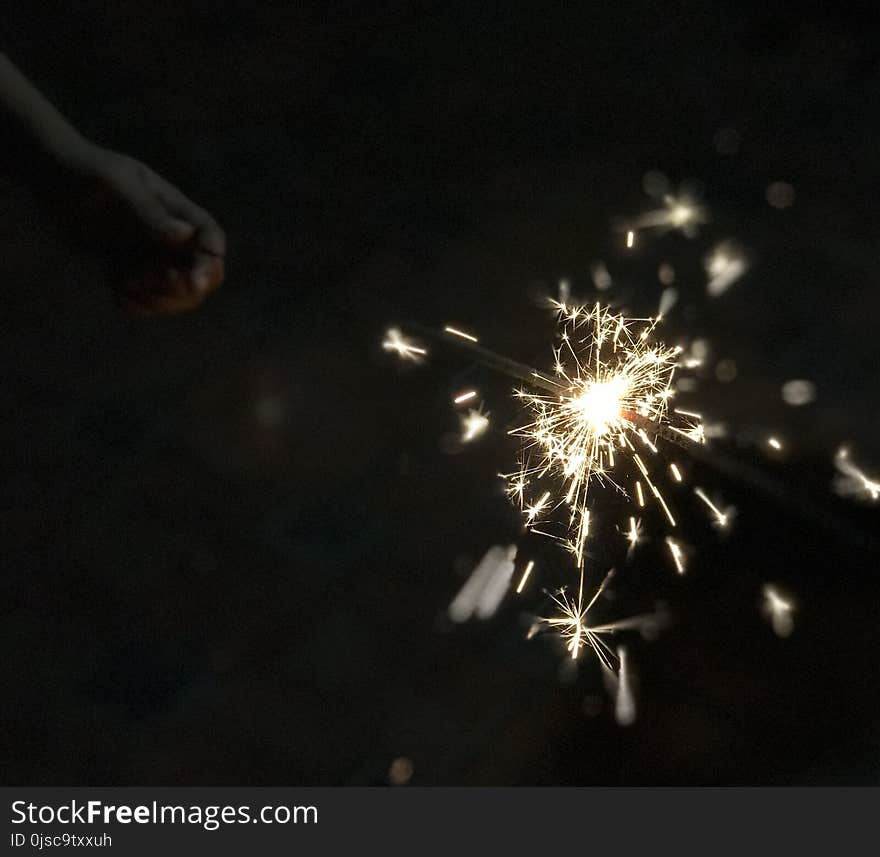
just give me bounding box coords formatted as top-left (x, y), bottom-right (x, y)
top-left (2, 2), bottom-right (880, 785)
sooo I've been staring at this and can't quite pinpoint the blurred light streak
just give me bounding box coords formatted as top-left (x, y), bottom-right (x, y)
top-left (444, 325), bottom-right (478, 343)
top-left (448, 545), bottom-right (518, 622)
top-left (761, 584), bottom-right (795, 638)
top-left (833, 446), bottom-right (880, 503)
top-left (613, 646), bottom-right (637, 726)
top-left (657, 287), bottom-right (678, 320)
top-left (382, 328), bottom-right (427, 362)
top-left (460, 407), bottom-right (490, 443)
top-left (694, 487), bottom-right (731, 528)
top-left (705, 241), bottom-right (748, 297)
top-left (634, 194), bottom-right (707, 237)
top-left (516, 560), bottom-right (535, 594)
top-left (665, 536), bottom-right (685, 574)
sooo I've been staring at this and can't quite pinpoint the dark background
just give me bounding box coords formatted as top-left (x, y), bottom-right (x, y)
top-left (2, 2), bottom-right (880, 785)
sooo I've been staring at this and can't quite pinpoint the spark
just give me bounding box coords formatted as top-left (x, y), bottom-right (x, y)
top-left (665, 536), bottom-right (685, 574)
top-left (626, 230), bottom-right (635, 248)
top-left (705, 240), bottom-right (748, 297)
top-left (657, 287), bottom-right (678, 320)
top-left (694, 486), bottom-right (730, 527)
top-left (382, 328), bottom-right (427, 362)
top-left (626, 516), bottom-right (640, 545)
top-left (460, 407), bottom-right (490, 443)
top-left (767, 437), bottom-right (782, 451)
top-left (833, 446), bottom-right (880, 503)
top-left (444, 325), bottom-right (478, 343)
top-left (612, 646), bottom-right (637, 726)
top-left (525, 491), bottom-right (551, 523)
top-left (454, 390), bottom-right (478, 404)
top-left (537, 570), bottom-right (664, 665)
top-left (761, 584), bottom-right (795, 638)
top-left (634, 194), bottom-right (707, 237)
top-left (516, 560), bottom-right (535, 594)
top-left (670, 421), bottom-right (706, 444)
top-left (538, 569), bottom-right (617, 664)
top-left (624, 516), bottom-right (642, 558)
top-left (670, 463), bottom-right (683, 482)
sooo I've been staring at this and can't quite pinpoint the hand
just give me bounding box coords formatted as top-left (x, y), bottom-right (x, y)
top-left (63, 145), bottom-right (226, 315)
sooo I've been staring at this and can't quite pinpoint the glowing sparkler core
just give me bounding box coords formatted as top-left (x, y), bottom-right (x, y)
top-left (572, 376), bottom-right (628, 436)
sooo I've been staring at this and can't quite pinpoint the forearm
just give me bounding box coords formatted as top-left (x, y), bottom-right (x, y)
top-left (0, 53), bottom-right (95, 185)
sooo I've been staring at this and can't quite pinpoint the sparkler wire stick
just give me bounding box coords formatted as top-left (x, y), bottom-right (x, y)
top-left (407, 322), bottom-right (563, 395)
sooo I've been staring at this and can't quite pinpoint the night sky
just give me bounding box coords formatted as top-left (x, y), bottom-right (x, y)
top-left (2, 2), bottom-right (880, 784)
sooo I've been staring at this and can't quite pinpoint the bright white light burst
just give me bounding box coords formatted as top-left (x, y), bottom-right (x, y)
top-left (506, 301), bottom-right (697, 567)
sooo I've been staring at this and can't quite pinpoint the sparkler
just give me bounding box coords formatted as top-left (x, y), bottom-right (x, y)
top-left (495, 301), bottom-right (710, 661)
top-left (386, 300), bottom-right (712, 666)
top-left (379, 175), bottom-right (878, 701)
top-left (504, 301), bottom-right (701, 571)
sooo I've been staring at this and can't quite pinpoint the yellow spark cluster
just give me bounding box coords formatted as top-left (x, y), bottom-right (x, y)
top-left (506, 301), bottom-right (698, 568)
top-left (538, 569), bottom-right (662, 664)
top-left (381, 302), bottom-right (728, 670)
top-left (503, 302), bottom-right (707, 660)
top-left (541, 573), bottom-right (617, 664)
